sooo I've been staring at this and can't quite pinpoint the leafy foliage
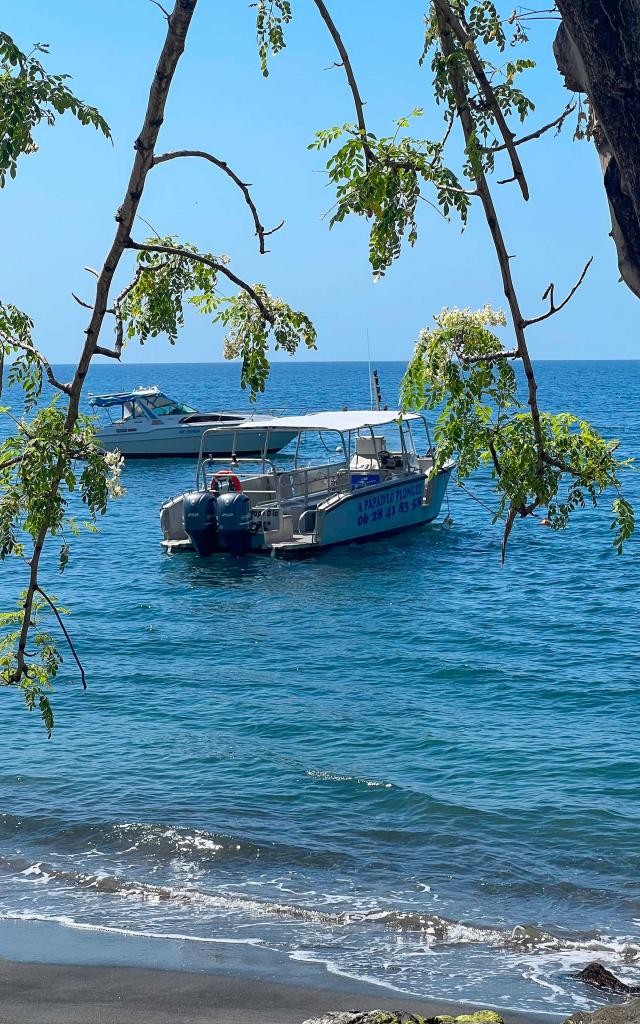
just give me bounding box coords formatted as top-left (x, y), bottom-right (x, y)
top-left (216, 286), bottom-right (316, 397)
top-left (120, 239), bottom-right (223, 346)
top-left (401, 307), bottom-right (635, 555)
top-left (0, 302), bottom-right (47, 409)
top-left (306, 1), bottom-right (545, 279)
top-left (423, 3), bottom-right (535, 117)
top-left (255, 0), bottom-right (292, 77)
top-left (0, 302), bottom-right (124, 731)
top-left (0, 594), bottom-right (59, 736)
top-left (310, 112), bottom-right (469, 278)
top-left (122, 238), bottom-right (317, 399)
top-left (0, 400), bottom-right (124, 559)
top-left (0, 32), bottom-right (110, 187)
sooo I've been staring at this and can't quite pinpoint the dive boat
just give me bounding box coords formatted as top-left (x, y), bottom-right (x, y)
top-left (89, 387), bottom-right (297, 458)
top-left (160, 410), bottom-right (454, 558)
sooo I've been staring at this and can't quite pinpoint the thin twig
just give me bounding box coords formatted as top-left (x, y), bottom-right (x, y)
top-left (152, 150), bottom-right (282, 253)
top-left (429, 114), bottom-right (455, 169)
top-left (35, 587), bottom-right (87, 690)
top-left (137, 213), bottom-right (163, 239)
top-left (522, 257), bottom-right (593, 327)
top-left (149, 0), bottom-right (170, 18)
top-left (483, 102), bottom-right (576, 153)
top-left (71, 292), bottom-right (93, 311)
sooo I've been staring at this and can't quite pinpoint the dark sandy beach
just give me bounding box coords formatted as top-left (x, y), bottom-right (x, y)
top-left (0, 918), bottom-right (553, 1024)
top-left (0, 957), bottom-right (552, 1024)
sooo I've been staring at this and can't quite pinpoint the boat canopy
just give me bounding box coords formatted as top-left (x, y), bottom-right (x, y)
top-left (217, 410), bottom-right (420, 433)
top-left (89, 387), bottom-right (160, 408)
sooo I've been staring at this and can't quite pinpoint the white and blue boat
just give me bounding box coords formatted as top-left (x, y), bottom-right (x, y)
top-left (160, 409), bottom-right (454, 557)
top-left (89, 386), bottom-right (297, 458)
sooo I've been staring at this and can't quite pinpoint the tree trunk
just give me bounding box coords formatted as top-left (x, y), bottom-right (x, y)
top-left (554, 0), bottom-right (640, 298)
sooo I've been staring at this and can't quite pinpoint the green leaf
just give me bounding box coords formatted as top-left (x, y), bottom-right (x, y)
top-left (0, 31), bottom-right (110, 187)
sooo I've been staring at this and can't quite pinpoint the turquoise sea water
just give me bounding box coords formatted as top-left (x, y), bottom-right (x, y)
top-left (1, 360), bottom-right (639, 1016)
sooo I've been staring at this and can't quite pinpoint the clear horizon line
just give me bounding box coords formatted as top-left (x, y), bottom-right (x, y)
top-left (49, 357), bottom-right (640, 366)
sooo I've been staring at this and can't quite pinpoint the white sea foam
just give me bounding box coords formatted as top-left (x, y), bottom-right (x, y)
top-left (305, 769), bottom-right (393, 789)
top-left (0, 910), bottom-right (264, 946)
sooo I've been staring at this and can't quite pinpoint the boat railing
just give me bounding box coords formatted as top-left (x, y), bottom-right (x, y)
top-left (275, 462), bottom-right (348, 506)
top-left (196, 454), bottom-right (279, 493)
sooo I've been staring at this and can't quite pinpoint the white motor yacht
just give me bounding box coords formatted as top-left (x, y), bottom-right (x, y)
top-left (89, 386), bottom-right (297, 458)
top-left (160, 409), bottom-right (454, 557)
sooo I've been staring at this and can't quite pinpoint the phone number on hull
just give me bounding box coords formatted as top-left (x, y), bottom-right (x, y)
top-left (356, 480), bottom-right (424, 527)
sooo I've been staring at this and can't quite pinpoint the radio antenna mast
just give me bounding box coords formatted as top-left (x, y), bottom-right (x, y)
top-left (367, 328), bottom-right (373, 410)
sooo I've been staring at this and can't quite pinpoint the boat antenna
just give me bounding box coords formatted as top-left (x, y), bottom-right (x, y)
top-left (367, 327), bottom-right (373, 410)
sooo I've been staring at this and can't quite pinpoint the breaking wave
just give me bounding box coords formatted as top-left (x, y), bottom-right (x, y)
top-left (2, 851), bottom-right (639, 962)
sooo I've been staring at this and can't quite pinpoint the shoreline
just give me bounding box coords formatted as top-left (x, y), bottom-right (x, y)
top-left (0, 958), bottom-right (555, 1024)
top-left (0, 918), bottom-right (551, 1024)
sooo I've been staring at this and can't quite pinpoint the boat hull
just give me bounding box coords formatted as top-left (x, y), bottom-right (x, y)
top-left (160, 466), bottom-right (453, 558)
top-left (270, 468), bottom-right (452, 557)
top-left (97, 425), bottom-right (297, 458)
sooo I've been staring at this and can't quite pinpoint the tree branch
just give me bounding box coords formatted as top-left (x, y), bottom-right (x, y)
top-left (71, 292), bottom-right (93, 311)
top-left (501, 505), bottom-right (517, 564)
top-left (460, 347), bottom-right (519, 364)
top-left (482, 102), bottom-right (576, 153)
top-left (152, 149), bottom-right (283, 254)
top-left (149, 0), bottom-right (170, 19)
top-left (0, 329), bottom-right (71, 395)
top-left (0, 454), bottom-right (24, 473)
top-left (434, 0), bottom-right (530, 200)
top-left (12, 0), bottom-right (199, 687)
top-left (435, 5), bottom-right (545, 486)
top-left (522, 257), bottom-right (593, 327)
top-left (312, 0), bottom-right (371, 165)
top-left (126, 239), bottom-right (274, 322)
top-left (112, 266), bottom-right (144, 356)
top-left (487, 436), bottom-right (502, 475)
top-left (35, 587), bottom-right (86, 690)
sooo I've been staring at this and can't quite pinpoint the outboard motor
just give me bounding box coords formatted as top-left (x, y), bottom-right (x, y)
top-left (216, 491), bottom-right (252, 556)
top-left (182, 491), bottom-right (219, 556)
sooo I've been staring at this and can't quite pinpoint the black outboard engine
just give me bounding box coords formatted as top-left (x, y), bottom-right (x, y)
top-left (216, 491), bottom-right (252, 556)
top-left (183, 491), bottom-right (219, 556)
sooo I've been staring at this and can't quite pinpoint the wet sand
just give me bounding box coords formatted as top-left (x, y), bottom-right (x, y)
top-left (0, 957), bottom-right (551, 1024)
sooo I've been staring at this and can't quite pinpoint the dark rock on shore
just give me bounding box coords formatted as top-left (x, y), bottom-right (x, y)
top-left (577, 963), bottom-right (640, 996)
top-left (563, 997), bottom-right (640, 1024)
top-left (302, 1010), bottom-right (505, 1024)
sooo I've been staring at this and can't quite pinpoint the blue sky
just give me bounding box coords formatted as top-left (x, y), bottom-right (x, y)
top-left (1, 1), bottom-right (638, 364)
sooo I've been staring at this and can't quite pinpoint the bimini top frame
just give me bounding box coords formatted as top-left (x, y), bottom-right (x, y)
top-left (194, 409), bottom-right (434, 489)
top-left (205, 409), bottom-right (421, 434)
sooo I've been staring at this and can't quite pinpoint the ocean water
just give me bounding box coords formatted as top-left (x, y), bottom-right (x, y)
top-left (1, 360), bottom-right (639, 1017)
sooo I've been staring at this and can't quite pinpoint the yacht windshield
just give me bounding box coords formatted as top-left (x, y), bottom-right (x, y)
top-left (147, 393), bottom-right (196, 416)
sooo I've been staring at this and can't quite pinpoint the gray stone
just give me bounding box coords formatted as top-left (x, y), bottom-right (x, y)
top-left (578, 963), bottom-right (639, 996)
top-left (301, 1014), bottom-right (386, 1024)
top-left (563, 997), bottom-right (640, 1024)
top-left (301, 1011), bottom-right (506, 1024)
